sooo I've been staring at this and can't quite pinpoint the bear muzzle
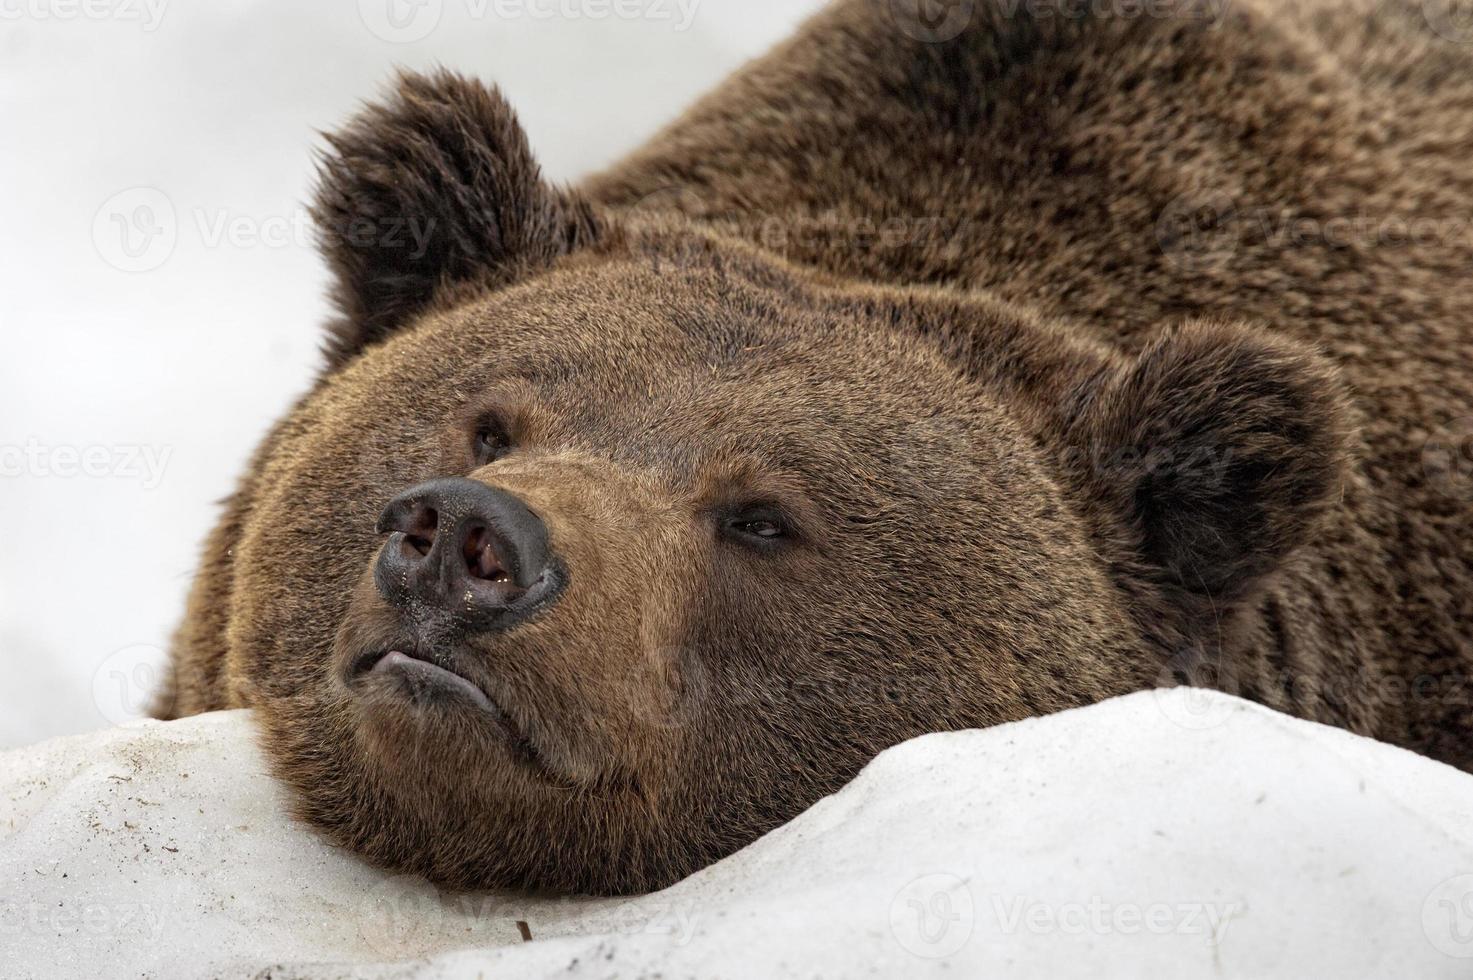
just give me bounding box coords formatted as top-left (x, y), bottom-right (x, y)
top-left (372, 476), bottom-right (569, 633)
top-left (340, 459), bottom-right (697, 788)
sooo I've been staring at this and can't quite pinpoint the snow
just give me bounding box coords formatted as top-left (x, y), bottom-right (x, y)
top-left (4, 690), bottom-right (1472, 978)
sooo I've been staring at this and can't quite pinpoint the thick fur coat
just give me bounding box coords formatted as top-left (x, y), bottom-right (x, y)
top-left (161, 0), bottom-right (1473, 894)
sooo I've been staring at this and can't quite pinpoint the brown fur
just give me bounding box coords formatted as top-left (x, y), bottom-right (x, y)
top-left (160, 0), bottom-right (1473, 894)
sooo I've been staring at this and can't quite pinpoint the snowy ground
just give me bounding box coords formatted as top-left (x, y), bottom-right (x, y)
top-left (0, 0), bottom-right (828, 749)
top-left (4, 691), bottom-right (1472, 978)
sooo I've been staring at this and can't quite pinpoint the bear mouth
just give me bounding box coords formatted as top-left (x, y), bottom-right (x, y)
top-left (354, 646), bottom-right (547, 771)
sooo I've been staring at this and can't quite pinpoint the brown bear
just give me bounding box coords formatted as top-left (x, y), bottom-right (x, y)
top-left (159, 0), bottom-right (1473, 895)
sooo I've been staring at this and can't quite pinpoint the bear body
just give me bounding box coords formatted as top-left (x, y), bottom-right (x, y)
top-left (162, 0), bottom-right (1473, 893)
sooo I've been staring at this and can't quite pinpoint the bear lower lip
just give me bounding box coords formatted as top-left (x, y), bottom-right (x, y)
top-left (365, 650), bottom-right (543, 762)
top-left (371, 650), bottom-right (498, 712)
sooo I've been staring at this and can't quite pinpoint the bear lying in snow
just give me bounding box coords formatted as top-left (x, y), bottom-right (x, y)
top-left (158, 0), bottom-right (1473, 894)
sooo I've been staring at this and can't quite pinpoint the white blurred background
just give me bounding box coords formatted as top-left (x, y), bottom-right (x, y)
top-left (0, 0), bottom-right (829, 748)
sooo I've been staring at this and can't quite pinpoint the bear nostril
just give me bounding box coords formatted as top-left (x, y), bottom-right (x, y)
top-left (463, 526), bottom-right (512, 584)
top-left (397, 505), bottom-right (438, 557)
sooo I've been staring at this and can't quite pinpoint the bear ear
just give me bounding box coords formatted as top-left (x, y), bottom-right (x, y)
top-left (1064, 322), bottom-right (1351, 603)
top-left (311, 69), bottom-right (601, 368)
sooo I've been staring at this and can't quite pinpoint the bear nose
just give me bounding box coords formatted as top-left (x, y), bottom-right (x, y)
top-left (373, 477), bottom-right (556, 627)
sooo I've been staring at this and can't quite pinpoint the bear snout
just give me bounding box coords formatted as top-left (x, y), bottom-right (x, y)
top-left (373, 476), bottom-right (567, 633)
top-left (338, 455), bottom-right (710, 791)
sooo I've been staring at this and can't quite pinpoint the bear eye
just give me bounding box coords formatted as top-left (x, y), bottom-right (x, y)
top-left (720, 506), bottom-right (792, 548)
top-left (472, 418), bottom-right (514, 465)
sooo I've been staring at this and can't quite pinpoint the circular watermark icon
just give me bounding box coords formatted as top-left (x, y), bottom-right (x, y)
top-left (1422, 416), bottom-right (1473, 501)
top-left (888, 0), bottom-right (975, 42)
top-left (630, 183), bottom-right (707, 214)
top-left (93, 644), bottom-right (170, 725)
top-left (1151, 650), bottom-right (1242, 731)
top-left (92, 187), bottom-right (177, 273)
top-left (1424, 0), bottom-right (1473, 44)
top-left (624, 646), bottom-right (700, 736)
top-left (890, 873), bottom-right (975, 959)
top-left (358, 0), bottom-right (444, 42)
top-left (625, 183), bottom-right (713, 238)
top-left (1155, 190), bottom-right (1241, 273)
top-left (1423, 874), bottom-right (1473, 958)
top-left (357, 874), bottom-right (444, 958)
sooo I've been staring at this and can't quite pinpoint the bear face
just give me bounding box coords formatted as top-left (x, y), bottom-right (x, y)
top-left (237, 242), bottom-right (1159, 893)
top-left (176, 71), bottom-right (1348, 895)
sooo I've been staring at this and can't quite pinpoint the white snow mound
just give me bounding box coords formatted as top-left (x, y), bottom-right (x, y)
top-left (3, 691), bottom-right (1473, 978)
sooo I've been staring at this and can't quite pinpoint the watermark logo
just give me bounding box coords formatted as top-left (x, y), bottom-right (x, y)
top-left (889, 0), bottom-right (1230, 42)
top-left (356, 873), bottom-right (695, 955)
top-left (357, 874), bottom-right (444, 958)
top-left (890, 873), bottom-right (975, 958)
top-left (358, 0), bottom-right (444, 42)
top-left (91, 187), bottom-right (438, 272)
top-left (1422, 416), bottom-right (1473, 501)
top-left (0, 0), bottom-right (169, 31)
top-left (1424, 874), bottom-right (1473, 958)
top-left (606, 902), bottom-right (699, 945)
top-left (0, 439), bottom-right (172, 489)
top-left (359, 0), bottom-right (701, 43)
top-left (1158, 192), bottom-right (1473, 270)
top-left (888, 0), bottom-right (975, 42)
top-left (992, 896), bottom-right (1239, 942)
top-left (93, 644), bottom-right (170, 725)
top-left (1424, 0), bottom-right (1473, 44)
top-left (998, 0), bottom-right (1230, 23)
top-left (92, 187), bottom-right (177, 273)
top-left (1151, 647), bottom-right (1242, 731)
top-left (625, 646), bottom-right (698, 736)
top-left (0, 900), bottom-right (166, 940)
top-left (1156, 191), bottom-right (1241, 273)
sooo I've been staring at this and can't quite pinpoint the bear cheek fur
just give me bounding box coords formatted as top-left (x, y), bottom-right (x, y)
top-left (208, 350), bottom-right (700, 891)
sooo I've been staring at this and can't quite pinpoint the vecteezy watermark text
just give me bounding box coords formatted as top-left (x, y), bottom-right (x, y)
top-left (887, 0), bottom-right (1229, 44)
top-left (357, 874), bottom-right (697, 958)
top-left (357, 0), bottom-right (702, 44)
top-left (0, 900), bottom-right (166, 940)
top-left (92, 186), bottom-right (437, 273)
top-left (0, 0), bottom-right (168, 30)
top-left (1158, 193), bottom-right (1473, 271)
top-left (0, 439), bottom-right (171, 490)
top-left (991, 896), bottom-right (1240, 942)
